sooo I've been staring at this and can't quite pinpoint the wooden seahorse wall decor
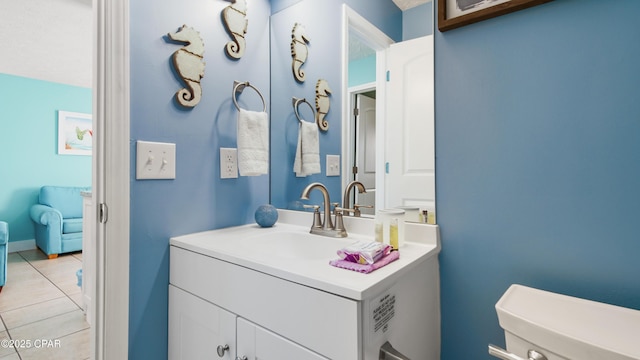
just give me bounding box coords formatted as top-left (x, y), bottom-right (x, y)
top-left (167, 25), bottom-right (206, 108)
top-left (290, 23), bottom-right (310, 83)
top-left (315, 79), bottom-right (332, 131)
top-left (222, 0), bottom-right (248, 59)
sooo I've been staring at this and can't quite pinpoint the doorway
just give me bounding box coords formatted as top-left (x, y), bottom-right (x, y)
top-left (348, 86), bottom-right (377, 216)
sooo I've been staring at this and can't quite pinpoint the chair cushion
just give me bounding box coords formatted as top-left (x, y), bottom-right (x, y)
top-left (39, 186), bottom-right (91, 218)
top-left (60, 233), bottom-right (83, 254)
top-left (62, 218), bottom-right (83, 234)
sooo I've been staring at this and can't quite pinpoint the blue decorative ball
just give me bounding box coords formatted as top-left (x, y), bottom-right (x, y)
top-left (255, 204), bottom-right (278, 227)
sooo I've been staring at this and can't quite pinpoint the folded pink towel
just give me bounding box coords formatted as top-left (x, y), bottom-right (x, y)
top-left (329, 251), bottom-right (400, 274)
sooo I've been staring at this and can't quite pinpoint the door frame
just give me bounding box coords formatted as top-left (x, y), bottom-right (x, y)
top-left (341, 5), bottom-right (394, 211)
top-left (92, 0), bottom-right (130, 358)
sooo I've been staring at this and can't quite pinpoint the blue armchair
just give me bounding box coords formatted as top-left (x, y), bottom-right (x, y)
top-left (30, 186), bottom-right (90, 259)
top-left (0, 221), bottom-right (7, 292)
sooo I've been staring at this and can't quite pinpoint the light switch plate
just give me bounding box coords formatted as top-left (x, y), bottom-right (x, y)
top-left (220, 148), bottom-right (238, 179)
top-left (326, 154), bottom-right (340, 176)
top-left (136, 141), bottom-right (176, 180)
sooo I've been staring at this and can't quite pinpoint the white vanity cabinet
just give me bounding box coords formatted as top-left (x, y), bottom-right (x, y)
top-left (169, 285), bottom-right (325, 360)
top-left (236, 318), bottom-right (328, 360)
top-left (169, 218), bottom-right (441, 360)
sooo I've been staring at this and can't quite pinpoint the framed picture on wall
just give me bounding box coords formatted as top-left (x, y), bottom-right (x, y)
top-left (438, 0), bottom-right (553, 32)
top-left (57, 110), bottom-right (92, 156)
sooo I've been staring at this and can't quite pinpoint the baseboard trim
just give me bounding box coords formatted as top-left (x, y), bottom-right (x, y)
top-left (8, 239), bottom-right (36, 253)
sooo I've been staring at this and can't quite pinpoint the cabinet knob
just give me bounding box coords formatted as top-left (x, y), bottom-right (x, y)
top-left (216, 344), bottom-right (229, 357)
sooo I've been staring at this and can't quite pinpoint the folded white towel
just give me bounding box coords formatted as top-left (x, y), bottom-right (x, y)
top-left (237, 108), bottom-right (269, 176)
top-left (293, 120), bottom-right (320, 177)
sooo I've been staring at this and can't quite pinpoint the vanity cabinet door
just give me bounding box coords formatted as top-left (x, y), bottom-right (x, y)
top-left (236, 318), bottom-right (329, 360)
top-left (169, 285), bottom-right (236, 360)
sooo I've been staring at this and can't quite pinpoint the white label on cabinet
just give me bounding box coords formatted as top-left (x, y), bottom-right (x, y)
top-left (371, 290), bottom-right (396, 335)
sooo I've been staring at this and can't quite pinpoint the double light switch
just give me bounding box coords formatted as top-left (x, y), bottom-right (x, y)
top-left (136, 141), bottom-right (176, 180)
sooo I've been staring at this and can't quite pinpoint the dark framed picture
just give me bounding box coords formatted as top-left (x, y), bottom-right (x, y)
top-left (438, 0), bottom-right (553, 32)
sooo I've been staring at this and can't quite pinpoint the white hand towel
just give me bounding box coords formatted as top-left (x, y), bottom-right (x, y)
top-left (237, 108), bottom-right (269, 176)
top-left (293, 120), bottom-right (320, 177)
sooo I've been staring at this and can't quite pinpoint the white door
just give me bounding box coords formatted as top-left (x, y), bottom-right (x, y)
top-left (236, 318), bottom-right (329, 360)
top-left (384, 35), bottom-right (435, 210)
top-left (168, 285), bottom-right (236, 360)
top-left (355, 93), bottom-right (376, 215)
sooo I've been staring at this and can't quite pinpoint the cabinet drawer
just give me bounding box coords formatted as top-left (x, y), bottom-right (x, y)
top-left (170, 246), bottom-right (361, 360)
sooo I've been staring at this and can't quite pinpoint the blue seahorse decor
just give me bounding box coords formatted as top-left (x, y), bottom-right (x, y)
top-left (290, 23), bottom-right (309, 83)
top-left (222, 0), bottom-right (248, 59)
top-left (167, 25), bottom-right (206, 108)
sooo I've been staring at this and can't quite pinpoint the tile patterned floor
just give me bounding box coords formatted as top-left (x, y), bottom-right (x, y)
top-left (0, 250), bottom-right (89, 360)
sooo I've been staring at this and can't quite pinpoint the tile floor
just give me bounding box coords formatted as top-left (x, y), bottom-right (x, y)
top-left (0, 250), bottom-right (89, 360)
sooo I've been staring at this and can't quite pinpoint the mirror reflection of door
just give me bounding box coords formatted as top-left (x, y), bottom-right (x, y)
top-left (353, 91), bottom-right (377, 215)
top-left (347, 22), bottom-right (383, 216)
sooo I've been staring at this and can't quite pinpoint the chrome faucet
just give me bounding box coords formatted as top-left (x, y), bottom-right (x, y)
top-left (342, 181), bottom-right (366, 216)
top-left (300, 182), bottom-right (347, 237)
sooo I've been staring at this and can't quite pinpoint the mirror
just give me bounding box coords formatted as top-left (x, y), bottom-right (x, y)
top-left (270, 0), bottom-right (434, 218)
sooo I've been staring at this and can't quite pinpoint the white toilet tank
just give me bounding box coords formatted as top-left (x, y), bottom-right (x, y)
top-left (495, 284), bottom-right (640, 360)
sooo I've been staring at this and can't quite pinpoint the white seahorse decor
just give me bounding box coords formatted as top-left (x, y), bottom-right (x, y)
top-left (222, 0), bottom-right (248, 59)
top-left (290, 23), bottom-right (310, 83)
top-left (315, 79), bottom-right (332, 131)
top-left (167, 25), bottom-right (206, 108)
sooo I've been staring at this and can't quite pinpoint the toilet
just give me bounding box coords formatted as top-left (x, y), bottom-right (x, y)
top-left (491, 284), bottom-right (640, 360)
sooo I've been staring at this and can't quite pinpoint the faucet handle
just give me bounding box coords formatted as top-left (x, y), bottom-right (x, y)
top-left (331, 202), bottom-right (340, 214)
top-left (333, 207), bottom-right (349, 236)
top-left (303, 205), bottom-right (323, 228)
top-left (303, 204), bottom-right (320, 211)
top-left (353, 204), bottom-right (373, 217)
top-left (335, 206), bottom-right (358, 214)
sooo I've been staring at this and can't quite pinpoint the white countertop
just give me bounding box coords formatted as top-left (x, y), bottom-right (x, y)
top-left (170, 210), bottom-right (441, 300)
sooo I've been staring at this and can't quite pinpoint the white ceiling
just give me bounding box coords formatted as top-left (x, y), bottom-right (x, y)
top-left (392, 0), bottom-right (430, 11)
top-left (0, 0), bottom-right (92, 88)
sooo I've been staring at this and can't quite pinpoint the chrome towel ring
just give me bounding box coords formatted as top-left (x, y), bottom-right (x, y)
top-left (292, 97), bottom-right (315, 124)
top-left (232, 81), bottom-right (266, 112)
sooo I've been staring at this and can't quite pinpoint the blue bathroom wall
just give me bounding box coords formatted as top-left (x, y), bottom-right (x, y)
top-left (270, 0), bottom-right (301, 13)
top-left (270, 0), bottom-right (401, 209)
top-left (403, 1), bottom-right (433, 40)
top-left (435, 1), bottom-right (640, 359)
top-left (271, 0), bottom-right (402, 40)
top-left (0, 73), bottom-right (92, 244)
top-left (348, 55), bottom-right (376, 87)
top-left (128, 0), bottom-right (271, 358)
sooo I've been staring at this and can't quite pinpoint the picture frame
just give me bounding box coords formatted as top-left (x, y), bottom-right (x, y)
top-left (438, 0), bottom-right (553, 32)
top-left (57, 110), bottom-right (93, 156)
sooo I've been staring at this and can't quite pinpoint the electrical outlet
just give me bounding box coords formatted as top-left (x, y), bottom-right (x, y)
top-left (136, 141), bottom-right (176, 180)
top-left (220, 148), bottom-right (238, 179)
top-left (326, 154), bottom-right (340, 176)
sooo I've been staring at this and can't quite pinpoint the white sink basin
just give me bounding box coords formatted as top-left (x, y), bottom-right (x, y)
top-left (237, 230), bottom-right (357, 261)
